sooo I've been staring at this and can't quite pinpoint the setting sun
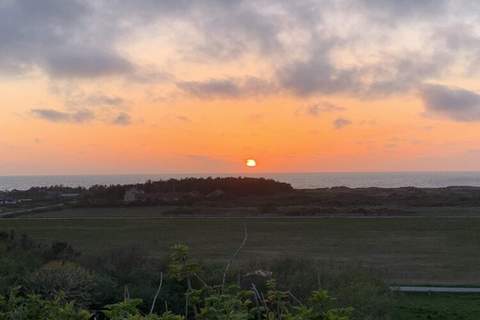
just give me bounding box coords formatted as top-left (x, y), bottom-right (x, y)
top-left (246, 159), bottom-right (257, 168)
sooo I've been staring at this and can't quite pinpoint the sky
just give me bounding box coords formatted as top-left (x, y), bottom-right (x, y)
top-left (2, 0), bottom-right (480, 175)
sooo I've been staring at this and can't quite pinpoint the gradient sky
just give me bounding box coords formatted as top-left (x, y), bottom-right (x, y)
top-left (2, 0), bottom-right (480, 175)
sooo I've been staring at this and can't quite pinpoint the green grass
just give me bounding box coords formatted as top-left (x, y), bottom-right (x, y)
top-left (2, 210), bottom-right (480, 284)
top-left (392, 293), bottom-right (480, 319)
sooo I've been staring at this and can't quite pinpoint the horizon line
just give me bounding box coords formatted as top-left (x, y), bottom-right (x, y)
top-left (3, 170), bottom-right (480, 177)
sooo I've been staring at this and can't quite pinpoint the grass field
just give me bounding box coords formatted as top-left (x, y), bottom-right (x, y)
top-left (3, 206), bottom-right (480, 285)
top-left (392, 293), bottom-right (480, 319)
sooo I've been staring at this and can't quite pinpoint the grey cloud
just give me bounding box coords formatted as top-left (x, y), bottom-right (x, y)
top-left (0, 0), bottom-right (281, 79)
top-left (270, 1), bottom-right (472, 98)
top-left (333, 118), bottom-right (352, 129)
top-left (31, 108), bottom-right (94, 123)
top-left (177, 77), bottom-right (274, 98)
top-left (278, 41), bottom-right (447, 98)
top-left (31, 107), bottom-right (133, 126)
top-left (52, 86), bottom-right (128, 109)
top-left (82, 94), bottom-right (126, 108)
top-left (129, 69), bottom-right (173, 84)
top-left (420, 84), bottom-right (480, 121)
top-left (364, 54), bottom-right (448, 96)
top-left (178, 79), bottom-right (242, 98)
top-left (112, 112), bottom-right (132, 126)
top-left (191, 1), bottom-right (283, 59)
top-left (71, 110), bottom-right (95, 123)
top-left (0, 0), bottom-right (311, 80)
top-left (32, 109), bottom-right (70, 122)
top-left (0, 0), bottom-right (132, 78)
top-left (432, 24), bottom-right (480, 75)
top-left (277, 45), bottom-right (359, 96)
top-left (358, 0), bottom-right (447, 20)
top-left (44, 48), bottom-right (133, 78)
top-left (304, 102), bottom-right (345, 117)
top-left (2, 0), bottom-right (480, 99)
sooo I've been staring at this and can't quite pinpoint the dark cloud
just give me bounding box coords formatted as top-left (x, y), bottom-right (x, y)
top-left (31, 108), bottom-right (94, 123)
top-left (129, 69), bottom-right (173, 84)
top-left (0, 0), bottom-right (132, 78)
top-left (44, 48), bottom-right (133, 78)
top-left (112, 112), bottom-right (132, 126)
top-left (278, 44), bottom-right (359, 96)
top-left (358, 0), bottom-right (447, 20)
top-left (32, 109), bottom-right (70, 122)
top-left (278, 42), bottom-right (447, 98)
top-left (177, 77), bottom-right (274, 98)
top-left (82, 94), bottom-right (126, 108)
top-left (190, 1), bottom-right (283, 59)
top-left (31, 107), bottom-right (133, 126)
top-left (333, 118), bottom-right (352, 129)
top-left (178, 79), bottom-right (242, 98)
top-left (50, 86), bottom-right (128, 109)
top-left (303, 102), bottom-right (345, 117)
top-left (2, 0), bottom-right (480, 101)
top-left (0, 0), bottom-right (282, 79)
top-left (420, 84), bottom-right (480, 121)
top-left (364, 54), bottom-right (448, 96)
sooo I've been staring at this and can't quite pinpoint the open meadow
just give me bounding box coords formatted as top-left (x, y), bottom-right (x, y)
top-left (392, 293), bottom-right (480, 319)
top-left (2, 207), bottom-right (480, 285)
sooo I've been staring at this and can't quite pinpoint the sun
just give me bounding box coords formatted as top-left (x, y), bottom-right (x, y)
top-left (246, 159), bottom-right (257, 167)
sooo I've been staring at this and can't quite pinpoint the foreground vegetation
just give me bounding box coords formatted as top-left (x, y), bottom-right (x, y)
top-left (2, 228), bottom-right (479, 319)
top-left (0, 230), bottom-right (387, 319)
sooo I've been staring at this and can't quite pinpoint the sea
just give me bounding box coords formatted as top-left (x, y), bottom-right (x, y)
top-left (2, 172), bottom-right (480, 191)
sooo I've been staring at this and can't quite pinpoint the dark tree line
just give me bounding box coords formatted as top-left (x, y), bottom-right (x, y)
top-left (135, 177), bottom-right (293, 196)
top-left (87, 177), bottom-right (293, 201)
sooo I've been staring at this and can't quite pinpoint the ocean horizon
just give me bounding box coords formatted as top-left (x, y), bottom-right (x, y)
top-left (3, 171), bottom-right (480, 191)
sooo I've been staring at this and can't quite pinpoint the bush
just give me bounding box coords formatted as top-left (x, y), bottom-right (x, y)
top-left (26, 261), bottom-right (100, 307)
top-left (0, 290), bottom-right (90, 320)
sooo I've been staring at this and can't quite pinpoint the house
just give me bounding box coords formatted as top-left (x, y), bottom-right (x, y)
top-left (124, 188), bottom-right (144, 202)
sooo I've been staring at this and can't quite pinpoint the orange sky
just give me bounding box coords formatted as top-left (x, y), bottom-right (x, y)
top-left (2, 1), bottom-right (480, 175)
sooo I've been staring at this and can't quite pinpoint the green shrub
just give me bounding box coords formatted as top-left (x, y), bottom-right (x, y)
top-left (26, 261), bottom-right (99, 307)
top-left (0, 290), bottom-right (90, 320)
